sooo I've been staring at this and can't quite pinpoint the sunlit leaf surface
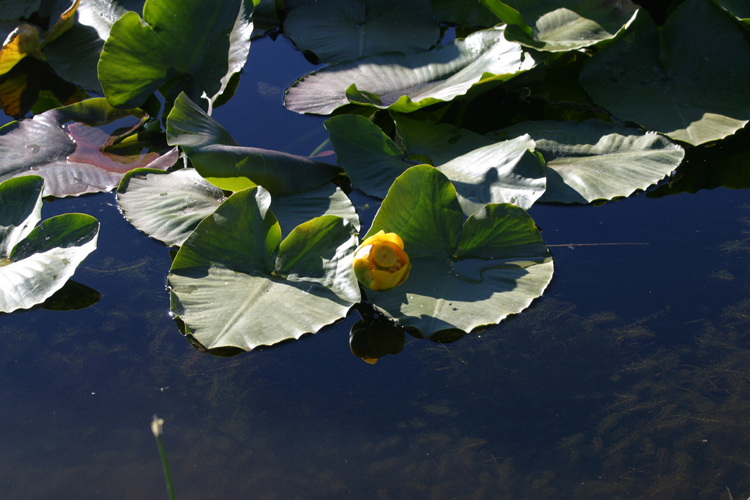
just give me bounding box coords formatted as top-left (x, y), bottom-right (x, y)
top-left (0, 175), bottom-right (99, 313)
top-left (284, 26), bottom-right (536, 115)
top-left (168, 186), bottom-right (360, 351)
top-left (482, 0), bottom-right (639, 51)
top-left (362, 165), bottom-right (553, 337)
top-left (98, 0), bottom-right (253, 110)
top-left (498, 119), bottom-right (685, 203)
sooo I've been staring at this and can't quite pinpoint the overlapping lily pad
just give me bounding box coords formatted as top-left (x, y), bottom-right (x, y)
top-left (98, 0), bottom-right (254, 110)
top-left (481, 0), bottom-right (639, 52)
top-left (44, 0), bottom-right (147, 93)
top-left (0, 175), bottom-right (99, 313)
top-left (168, 186), bottom-right (360, 351)
top-left (325, 114), bottom-right (545, 211)
top-left (283, 0), bottom-right (440, 63)
top-left (498, 119), bottom-right (685, 203)
top-left (284, 26), bottom-right (536, 115)
top-left (361, 165), bottom-right (553, 337)
top-left (116, 166), bottom-right (359, 246)
top-left (580, 0), bottom-right (750, 146)
top-left (0, 98), bottom-right (176, 197)
top-left (166, 92), bottom-right (340, 194)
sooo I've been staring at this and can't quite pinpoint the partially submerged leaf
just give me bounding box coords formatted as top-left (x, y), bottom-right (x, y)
top-left (283, 0), bottom-right (440, 63)
top-left (0, 98), bottom-right (177, 197)
top-left (0, 23), bottom-right (43, 75)
top-left (580, 2), bottom-right (750, 145)
top-left (98, 0), bottom-right (254, 110)
top-left (168, 186), bottom-right (360, 351)
top-left (167, 92), bottom-right (341, 194)
top-left (362, 165), bottom-right (553, 337)
top-left (284, 26), bottom-right (536, 115)
top-left (0, 175), bottom-right (99, 313)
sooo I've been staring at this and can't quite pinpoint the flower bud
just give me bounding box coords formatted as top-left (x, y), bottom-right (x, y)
top-left (352, 230), bottom-right (411, 291)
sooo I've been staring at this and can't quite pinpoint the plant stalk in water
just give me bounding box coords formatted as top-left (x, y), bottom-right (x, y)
top-left (151, 415), bottom-right (176, 500)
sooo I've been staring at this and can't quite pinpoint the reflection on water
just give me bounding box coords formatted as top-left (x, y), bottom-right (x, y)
top-left (3, 35), bottom-right (750, 500)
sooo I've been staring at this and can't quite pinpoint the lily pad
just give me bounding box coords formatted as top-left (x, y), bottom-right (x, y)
top-left (0, 98), bottom-right (177, 197)
top-left (497, 119), bottom-right (685, 203)
top-left (362, 165), bottom-right (553, 337)
top-left (481, 0), bottom-right (639, 52)
top-left (283, 0), bottom-right (440, 64)
top-left (579, 1), bottom-right (750, 146)
top-left (116, 166), bottom-right (359, 246)
top-left (0, 175), bottom-right (99, 313)
top-left (98, 0), bottom-right (254, 110)
top-left (284, 26), bottom-right (536, 115)
top-left (168, 186), bottom-right (360, 351)
top-left (325, 113), bottom-right (546, 211)
top-left (166, 92), bottom-right (341, 194)
top-left (116, 168), bottom-right (226, 247)
top-left (44, 0), bottom-right (146, 93)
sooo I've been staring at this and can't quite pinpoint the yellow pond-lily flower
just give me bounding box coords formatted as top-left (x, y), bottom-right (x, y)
top-left (352, 230), bottom-right (411, 291)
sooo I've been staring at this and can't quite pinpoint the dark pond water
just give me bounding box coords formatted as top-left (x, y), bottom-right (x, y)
top-left (3, 33), bottom-right (750, 500)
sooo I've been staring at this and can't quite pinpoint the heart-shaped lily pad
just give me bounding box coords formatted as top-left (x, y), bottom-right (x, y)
top-left (167, 186), bottom-right (360, 351)
top-left (361, 165), bottom-right (553, 337)
top-left (0, 175), bottom-right (99, 313)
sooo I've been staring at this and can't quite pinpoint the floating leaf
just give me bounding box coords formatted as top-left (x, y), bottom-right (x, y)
top-left (481, 0), bottom-right (639, 51)
top-left (362, 165), bottom-right (553, 337)
top-left (283, 0), bottom-right (440, 63)
top-left (168, 186), bottom-right (360, 351)
top-left (0, 175), bottom-right (99, 313)
top-left (44, 0), bottom-right (147, 93)
top-left (117, 168), bottom-right (226, 247)
top-left (326, 113), bottom-right (546, 210)
top-left (284, 26), bottom-right (536, 115)
top-left (580, 2), bottom-right (750, 145)
top-left (166, 92), bottom-right (341, 194)
top-left (0, 98), bottom-right (177, 197)
top-left (497, 119), bottom-right (685, 203)
top-left (98, 0), bottom-right (254, 110)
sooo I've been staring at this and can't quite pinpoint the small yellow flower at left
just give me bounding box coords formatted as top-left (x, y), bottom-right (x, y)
top-left (353, 230), bottom-right (411, 291)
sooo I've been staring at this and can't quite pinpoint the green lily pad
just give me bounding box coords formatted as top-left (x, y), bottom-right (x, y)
top-left (284, 26), bottom-right (536, 115)
top-left (362, 165), bottom-right (553, 337)
top-left (44, 0), bottom-right (146, 93)
top-left (579, 1), bottom-right (750, 146)
top-left (481, 0), bottom-right (639, 52)
top-left (116, 168), bottom-right (226, 247)
top-left (166, 92), bottom-right (341, 194)
top-left (0, 175), bottom-right (99, 313)
top-left (283, 0), bottom-right (440, 63)
top-left (0, 98), bottom-right (176, 197)
top-left (116, 166), bottom-right (359, 246)
top-left (325, 114), bottom-right (546, 211)
top-left (497, 119), bottom-right (685, 203)
top-left (168, 186), bottom-right (360, 351)
top-left (98, 0), bottom-right (254, 110)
